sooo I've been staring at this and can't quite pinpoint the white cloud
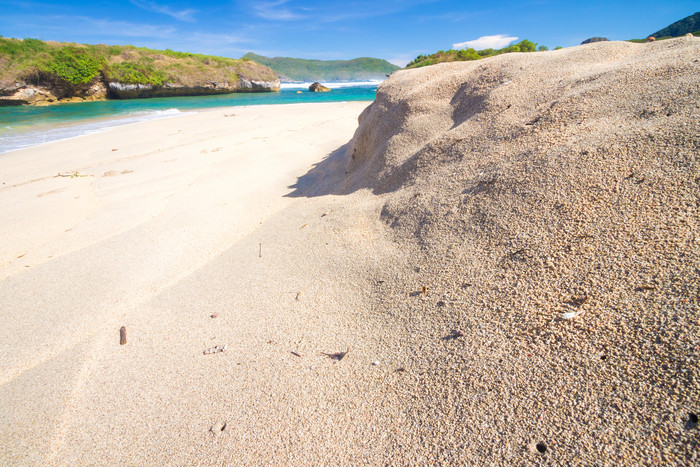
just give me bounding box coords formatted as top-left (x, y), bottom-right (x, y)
top-left (74, 16), bottom-right (177, 38)
top-left (130, 0), bottom-right (197, 22)
top-left (253, 0), bottom-right (306, 21)
top-left (452, 34), bottom-right (518, 50)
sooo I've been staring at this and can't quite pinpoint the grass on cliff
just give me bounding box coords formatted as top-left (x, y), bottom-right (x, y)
top-left (0, 37), bottom-right (277, 89)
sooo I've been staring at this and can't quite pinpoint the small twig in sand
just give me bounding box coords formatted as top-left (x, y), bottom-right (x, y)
top-left (295, 292), bottom-right (301, 301)
top-left (259, 243), bottom-right (262, 258)
top-left (119, 326), bottom-right (127, 345)
top-left (291, 351), bottom-right (302, 358)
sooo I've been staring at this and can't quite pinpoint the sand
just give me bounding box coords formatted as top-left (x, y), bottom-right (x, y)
top-left (0, 101), bottom-right (409, 464)
top-left (345, 36), bottom-right (700, 463)
top-left (1, 36), bottom-right (699, 465)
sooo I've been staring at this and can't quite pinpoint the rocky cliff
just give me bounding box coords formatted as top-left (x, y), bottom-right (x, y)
top-left (0, 39), bottom-right (280, 106)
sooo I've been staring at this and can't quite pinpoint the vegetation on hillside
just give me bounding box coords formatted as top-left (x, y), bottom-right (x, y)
top-left (649, 11), bottom-right (699, 38)
top-left (242, 52), bottom-right (399, 81)
top-left (627, 31), bottom-right (700, 43)
top-left (0, 37), bottom-right (277, 90)
top-left (405, 39), bottom-right (543, 69)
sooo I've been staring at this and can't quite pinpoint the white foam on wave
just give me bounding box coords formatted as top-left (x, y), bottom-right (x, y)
top-left (0, 108), bottom-right (189, 155)
top-left (280, 80), bottom-right (383, 90)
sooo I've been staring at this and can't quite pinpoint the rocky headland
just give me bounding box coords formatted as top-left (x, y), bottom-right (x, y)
top-left (0, 39), bottom-right (280, 106)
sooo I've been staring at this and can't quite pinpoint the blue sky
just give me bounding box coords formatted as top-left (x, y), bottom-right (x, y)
top-left (0, 1), bottom-right (696, 66)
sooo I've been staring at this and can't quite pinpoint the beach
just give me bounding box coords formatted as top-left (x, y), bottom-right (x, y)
top-left (1, 37), bottom-right (699, 465)
top-left (0, 101), bottom-right (409, 464)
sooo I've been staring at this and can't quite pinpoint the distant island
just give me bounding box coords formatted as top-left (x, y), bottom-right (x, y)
top-left (242, 52), bottom-right (399, 82)
top-left (0, 38), bottom-right (280, 106)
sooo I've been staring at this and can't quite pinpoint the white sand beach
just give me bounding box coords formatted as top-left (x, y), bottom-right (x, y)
top-left (0, 101), bottom-right (409, 464)
top-left (1, 37), bottom-right (699, 465)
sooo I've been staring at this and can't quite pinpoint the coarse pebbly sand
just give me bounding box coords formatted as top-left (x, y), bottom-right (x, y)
top-left (1, 37), bottom-right (699, 465)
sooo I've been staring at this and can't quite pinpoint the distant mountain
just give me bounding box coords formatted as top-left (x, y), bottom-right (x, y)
top-left (242, 53), bottom-right (399, 82)
top-left (650, 12), bottom-right (700, 38)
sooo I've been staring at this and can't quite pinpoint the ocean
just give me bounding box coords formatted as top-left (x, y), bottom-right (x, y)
top-left (0, 81), bottom-right (379, 154)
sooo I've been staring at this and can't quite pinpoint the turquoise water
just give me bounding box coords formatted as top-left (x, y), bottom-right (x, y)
top-left (0, 82), bottom-right (377, 154)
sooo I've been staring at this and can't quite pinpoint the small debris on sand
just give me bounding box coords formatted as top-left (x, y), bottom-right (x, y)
top-left (209, 421), bottom-right (228, 435)
top-left (203, 344), bottom-right (227, 355)
top-left (322, 350), bottom-right (348, 361)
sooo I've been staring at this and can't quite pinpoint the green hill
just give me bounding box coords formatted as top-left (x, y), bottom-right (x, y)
top-left (0, 38), bottom-right (279, 105)
top-left (650, 12), bottom-right (700, 38)
top-left (242, 52), bottom-right (399, 82)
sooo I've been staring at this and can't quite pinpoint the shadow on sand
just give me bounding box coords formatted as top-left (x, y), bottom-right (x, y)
top-left (285, 142), bottom-right (368, 198)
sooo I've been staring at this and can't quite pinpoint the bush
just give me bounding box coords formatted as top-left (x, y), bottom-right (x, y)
top-left (48, 46), bottom-right (103, 84)
top-left (163, 48), bottom-right (194, 59)
top-left (105, 59), bottom-right (167, 86)
top-left (0, 37), bottom-right (48, 58)
top-left (456, 48), bottom-right (480, 61)
top-left (516, 39), bottom-right (537, 52)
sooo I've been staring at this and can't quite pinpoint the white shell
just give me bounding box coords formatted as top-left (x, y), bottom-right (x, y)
top-left (561, 311), bottom-right (583, 320)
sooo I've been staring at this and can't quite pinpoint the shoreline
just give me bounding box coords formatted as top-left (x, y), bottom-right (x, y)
top-left (0, 98), bottom-right (375, 155)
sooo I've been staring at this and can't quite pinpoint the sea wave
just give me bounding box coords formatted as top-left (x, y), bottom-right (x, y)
top-left (0, 108), bottom-right (188, 155)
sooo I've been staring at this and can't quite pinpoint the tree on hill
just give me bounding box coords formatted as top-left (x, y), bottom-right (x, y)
top-left (405, 39), bottom-right (539, 69)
